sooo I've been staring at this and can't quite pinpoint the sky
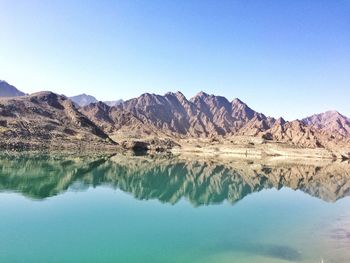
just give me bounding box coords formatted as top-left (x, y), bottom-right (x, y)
top-left (0, 0), bottom-right (349, 120)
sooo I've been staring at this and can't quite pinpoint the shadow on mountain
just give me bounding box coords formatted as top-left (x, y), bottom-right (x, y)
top-left (0, 153), bottom-right (350, 205)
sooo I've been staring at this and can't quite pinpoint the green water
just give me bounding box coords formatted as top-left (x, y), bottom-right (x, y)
top-left (0, 153), bottom-right (349, 263)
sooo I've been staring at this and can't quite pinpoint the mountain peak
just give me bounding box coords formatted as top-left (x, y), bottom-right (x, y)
top-left (175, 90), bottom-right (185, 97)
top-left (302, 110), bottom-right (350, 137)
top-left (70, 93), bottom-right (98, 107)
top-left (276, 117), bottom-right (286, 125)
top-left (303, 110), bottom-right (348, 122)
top-left (0, 80), bottom-right (26, 97)
top-left (165, 91), bottom-right (181, 96)
top-left (196, 91), bottom-right (209, 98)
top-left (30, 91), bottom-right (58, 97)
top-left (232, 98), bottom-right (245, 105)
top-left (323, 110), bottom-right (343, 117)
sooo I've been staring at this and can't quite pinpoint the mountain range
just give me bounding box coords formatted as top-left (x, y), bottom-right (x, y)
top-left (1, 80), bottom-right (350, 156)
top-left (0, 91), bottom-right (115, 149)
top-left (82, 91), bottom-right (350, 150)
top-left (69, 93), bottom-right (123, 107)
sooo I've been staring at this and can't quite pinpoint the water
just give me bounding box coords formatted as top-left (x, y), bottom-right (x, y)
top-left (0, 153), bottom-right (350, 263)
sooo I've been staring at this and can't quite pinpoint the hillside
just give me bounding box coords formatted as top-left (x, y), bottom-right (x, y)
top-left (81, 91), bottom-right (350, 156)
top-left (0, 80), bottom-right (350, 157)
top-left (0, 80), bottom-right (26, 97)
top-left (0, 92), bottom-right (116, 149)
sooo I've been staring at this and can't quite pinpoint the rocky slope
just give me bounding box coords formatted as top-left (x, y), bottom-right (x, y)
top-left (80, 91), bottom-right (350, 154)
top-left (82, 91), bottom-right (277, 139)
top-left (0, 92), bottom-right (116, 149)
top-left (0, 80), bottom-right (26, 97)
top-left (302, 110), bottom-right (350, 137)
top-left (1, 79), bottom-right (349, 154)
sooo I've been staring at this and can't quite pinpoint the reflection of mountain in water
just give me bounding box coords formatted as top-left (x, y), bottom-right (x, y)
top-left (0, 153), bottom-right (349, 205)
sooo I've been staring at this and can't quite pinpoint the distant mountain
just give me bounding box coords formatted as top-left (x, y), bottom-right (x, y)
top-left (70, 94), bottom-right (123, 108)
top-left (103, 100), bottom-right (123, 107)
top-left (0, 91), bottom-right (115, 149)
top-left (0, 80), bottom-right (25, 97)
top-left (70, 94), bottom-right (98, 107)
top-left (302, 111), bottom-right (350, 137)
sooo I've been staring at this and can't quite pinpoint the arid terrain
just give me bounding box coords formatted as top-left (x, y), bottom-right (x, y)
top-left (1, 80), bottom-right (350, 159)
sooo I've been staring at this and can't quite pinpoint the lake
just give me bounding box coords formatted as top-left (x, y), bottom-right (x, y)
top-left (0, 153), bottom-right (349, 263)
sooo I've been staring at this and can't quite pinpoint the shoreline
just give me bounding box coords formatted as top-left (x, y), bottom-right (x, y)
top-left (0, 143), bottom-right (348, 162)
top-left (0, 136), bottom-right (349, 161)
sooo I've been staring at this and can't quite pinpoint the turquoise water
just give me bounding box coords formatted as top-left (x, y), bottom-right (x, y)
top-left (0, 153), bottom-right (349, 263)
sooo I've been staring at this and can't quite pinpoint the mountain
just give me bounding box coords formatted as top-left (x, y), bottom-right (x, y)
top-left (70, 94), bottom-right (123, 108)
top-left (0, 79), bottom-right (349, 154)
top-left (103, 99), bottom-right (123, 107)
top-left (81, 100), bottom-right (169, 140)
top-left (107, 91), bottom-right (275, 137)
top-left (262, 119), bottom-right (324, 148)
top-left (302, 111), bottom-right (350, 137)
top-left (0, 80), bottom-right (26, 97)
top-left (0, 92), bottom-right (116, 149)
top-left (70, 93), bottom-right (98, 107)
top-left (79, 91), bottom-right (350, 154)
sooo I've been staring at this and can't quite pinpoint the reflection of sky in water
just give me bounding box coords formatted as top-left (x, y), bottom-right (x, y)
top-left (0, 186), bottom-right (350, 262)
top-left (0, 154), bottom-right (349, 262)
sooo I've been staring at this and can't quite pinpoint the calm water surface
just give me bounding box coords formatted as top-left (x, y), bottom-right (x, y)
top-left (0, 153), bottom-right (349, 263)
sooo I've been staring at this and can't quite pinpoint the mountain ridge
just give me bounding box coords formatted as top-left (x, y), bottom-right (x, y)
top-left (0, 80), bottom-right (26, 97)
top-left (1, 80), bottom-right (350, 155)
top-left (0, 91), bottom-right (116, 149)
top-left (81, 91), bottom-right (350, 155)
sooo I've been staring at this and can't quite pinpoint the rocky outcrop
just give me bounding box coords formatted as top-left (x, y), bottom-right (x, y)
top-left (120, 138), bottom-right (180, 152)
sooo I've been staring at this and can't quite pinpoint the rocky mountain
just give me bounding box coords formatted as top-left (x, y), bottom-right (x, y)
top-left (98, 91), bottom-right (276, 138)
top-left (103, 99), bottom-right (123, 107)
top-left (80, 91), bottom-right (350, 151)
top-left (0, 79), bottom-right (349, 153)
top-left (70, 93), bottom-right (98, 107)
top-left (0, 80), bottom-right (26, 97)
top-left (302, 111), bottom-right (350, 137)
top-left (0, 92), bottom-right (116, 149)
top-left (70, 94), bottom-right (123, 108)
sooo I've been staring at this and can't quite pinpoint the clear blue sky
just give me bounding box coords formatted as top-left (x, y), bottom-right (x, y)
top-left (1, 0), bottom-right (349, 120)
